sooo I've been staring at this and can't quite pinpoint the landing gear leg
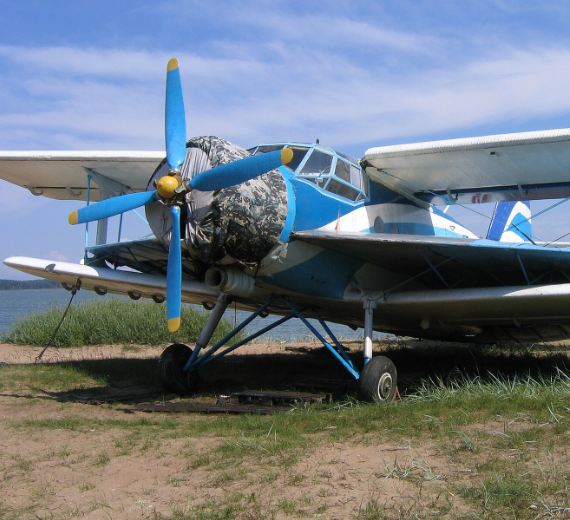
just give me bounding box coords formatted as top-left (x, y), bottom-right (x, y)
top-left (363, 300), bottom-right (376, 364)
top-left (194, 294), bottom-right (230, 354)
top-left (358, 299), bottom-right (398, 403)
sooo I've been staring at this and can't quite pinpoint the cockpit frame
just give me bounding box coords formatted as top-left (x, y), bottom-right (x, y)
top-left (249, 142), bottom-right (368, 203)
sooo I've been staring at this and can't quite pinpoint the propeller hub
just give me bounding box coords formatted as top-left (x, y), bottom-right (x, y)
top-left (156, 175), bottom-right (180, 199)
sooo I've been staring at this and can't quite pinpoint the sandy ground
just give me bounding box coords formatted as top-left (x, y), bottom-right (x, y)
top-left (0, 339), bottom-right (359, 363)
top-left (0, 342), bottom-right (173, 364)
top-left (0, 341), bottom-right (544, 518)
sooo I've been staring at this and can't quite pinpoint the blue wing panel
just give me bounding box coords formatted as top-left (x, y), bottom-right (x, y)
top-left (293, 231), bottom-right (570, 289)
top-left (260, 249), bottom-right (364, 299)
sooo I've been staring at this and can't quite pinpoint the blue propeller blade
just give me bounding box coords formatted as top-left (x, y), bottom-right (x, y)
top-left (69, 190), bottom-right (158, 225)
top-left (167, 205), bottom-right (182, 332)
top-left (189, 148), bottom-right (293, 191)
top-left (165, 58), bottom-right (187, 170)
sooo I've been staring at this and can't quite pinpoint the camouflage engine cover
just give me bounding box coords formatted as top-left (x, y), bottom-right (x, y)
top-left (145, 136), bottom-right (289, 268)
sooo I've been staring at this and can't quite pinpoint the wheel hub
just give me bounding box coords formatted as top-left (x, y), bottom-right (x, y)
top-left (377, 373), bottom-right (393, 401)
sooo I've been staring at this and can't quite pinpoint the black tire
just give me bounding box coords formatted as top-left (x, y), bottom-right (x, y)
top-left (359, 355), bottom-right (397, 403)
top-left (158, 343), bottom-right (198, 393)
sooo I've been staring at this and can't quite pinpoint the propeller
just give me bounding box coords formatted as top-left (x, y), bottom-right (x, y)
top-left (68, 58), bottom-right (293, 332)
top-left (163, 57), bottom-right (185, 333)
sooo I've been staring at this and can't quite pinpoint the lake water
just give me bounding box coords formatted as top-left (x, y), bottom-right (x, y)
top-left (0, 288), bottom-right (368, 343)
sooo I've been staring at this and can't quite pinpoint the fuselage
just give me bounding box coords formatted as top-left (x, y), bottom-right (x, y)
top-left (250, 141), bottom-right (476, 238)
top-left (194, 141), bottom-right (480, 337)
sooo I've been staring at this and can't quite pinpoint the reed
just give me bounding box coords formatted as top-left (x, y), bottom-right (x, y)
top-left (1, 297), bottom-right (237, 347)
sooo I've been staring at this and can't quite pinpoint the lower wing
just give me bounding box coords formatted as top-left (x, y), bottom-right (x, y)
top-left (3, 256), bottom-right (218, 306)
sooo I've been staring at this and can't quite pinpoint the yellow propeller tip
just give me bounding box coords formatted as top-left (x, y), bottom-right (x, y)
top-left (168, 317), bottom-right (181, 333)
top-left (68, 211), bottom-right (78, 225)
top-left (281, 148), bottom-right (294, 165)
top-left (167, 58), bottom-right (179, 71)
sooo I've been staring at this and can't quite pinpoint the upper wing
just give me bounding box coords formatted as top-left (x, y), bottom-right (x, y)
top-left (0, 151), bottom-right (164, 201)
top-left (364, 128), bottom-right (570, 205)
top-left (293, 230), bottom-right (570, 290)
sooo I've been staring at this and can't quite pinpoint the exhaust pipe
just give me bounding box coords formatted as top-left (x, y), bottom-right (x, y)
top-left (205, 267), bottom-right (255, 297)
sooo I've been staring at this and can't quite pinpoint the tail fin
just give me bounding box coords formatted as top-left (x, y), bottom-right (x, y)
top-left (487, 201), bottom-right (531, 242)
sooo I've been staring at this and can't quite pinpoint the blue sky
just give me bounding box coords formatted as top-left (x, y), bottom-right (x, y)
top-left (2, 1), bottom-right (570, 278)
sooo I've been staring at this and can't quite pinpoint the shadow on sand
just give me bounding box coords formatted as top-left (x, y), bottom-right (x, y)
top-left (9, 340), bottom-right (570, 405)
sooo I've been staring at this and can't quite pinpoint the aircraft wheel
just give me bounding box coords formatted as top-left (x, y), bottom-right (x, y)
top-left (359, 356), bottom-right (397, 403)
top-left (158, 343), bottom-right (198, 393)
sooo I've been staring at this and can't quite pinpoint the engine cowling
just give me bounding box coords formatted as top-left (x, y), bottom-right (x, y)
top-left (146, 136), bottom-right (289, 268)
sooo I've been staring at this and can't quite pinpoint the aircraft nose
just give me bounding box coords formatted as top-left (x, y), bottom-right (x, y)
top-left (186, 167), bottom-right (289, 265)
top-left (145, 136), bottom-right (290, 267)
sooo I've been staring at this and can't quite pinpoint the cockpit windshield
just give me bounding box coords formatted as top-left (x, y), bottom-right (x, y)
top-left (248, 143), bottom-right (367, 202)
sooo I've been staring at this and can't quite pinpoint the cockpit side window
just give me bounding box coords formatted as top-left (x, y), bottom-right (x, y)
top-left (299, 150), bottom-right (333, 177)
top-left (337, 150), bottom-right (359, 164)
top-left (334, 158), bottom-right (351, 183)
top-left (325, 158), bottom-right (361, 199)
top-left (350, 164), bottom-right (367, 197)
top-left (325, 178), bottom-right (360, 200)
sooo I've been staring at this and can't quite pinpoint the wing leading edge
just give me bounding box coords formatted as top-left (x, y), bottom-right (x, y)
top-left (3, 256), bottom-right (218, 306)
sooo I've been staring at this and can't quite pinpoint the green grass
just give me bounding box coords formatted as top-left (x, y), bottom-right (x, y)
top-left (1, 363), bottom-right (108, 392)
top-left (174, 493), bottom-right (268, 520)
top-left (1, 298), bottom-right (238, 347)
top-left (460, 477), bottom-right (535, 508)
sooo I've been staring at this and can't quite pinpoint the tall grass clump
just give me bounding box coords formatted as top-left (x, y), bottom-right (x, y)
top-left (407, 368), bottom-right (570, 414)
top-left (2, 298), bottom-right (238, 347)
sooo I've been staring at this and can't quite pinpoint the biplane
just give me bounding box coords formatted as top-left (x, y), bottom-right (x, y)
top-left (3, 58), bottom-right (570, 402)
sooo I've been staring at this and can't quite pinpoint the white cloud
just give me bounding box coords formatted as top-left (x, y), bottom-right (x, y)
top-left (234, 11), bottom-right (441, 56)
top-left (46, 250), bottom-right (68, 262)
top-left (0, 46), bottom-right (165, 80)
top-left (2, 26), bottom-right (570, 156)
top-left (0, 181), bottom-right (50, 219)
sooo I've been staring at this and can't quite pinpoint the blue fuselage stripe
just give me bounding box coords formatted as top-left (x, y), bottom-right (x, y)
top-left (279, 167), bottom-right (296, 242)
